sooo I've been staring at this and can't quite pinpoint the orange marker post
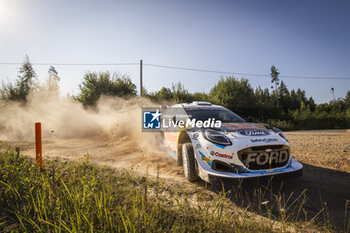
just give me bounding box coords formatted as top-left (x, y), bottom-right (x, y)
top-left (35, 122), bottom-right (42, 169)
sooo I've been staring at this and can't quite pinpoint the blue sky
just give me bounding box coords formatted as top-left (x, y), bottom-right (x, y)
top-left (0, 0), bottom-right (349, 103)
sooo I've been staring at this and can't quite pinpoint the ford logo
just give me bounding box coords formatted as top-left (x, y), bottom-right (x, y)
top-left (239, 129), bottom-right (270, 136)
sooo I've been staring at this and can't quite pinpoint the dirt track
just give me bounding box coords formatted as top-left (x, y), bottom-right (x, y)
top-left (286, 130), bottom-right (350, 172)
top-left (283, 130), bottom-right (350, 228)
top-left (4, 130), bottom-right (350, 229)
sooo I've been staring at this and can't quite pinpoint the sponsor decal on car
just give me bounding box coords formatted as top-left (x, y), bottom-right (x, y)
top-left (213, 143), bottom-right (228, 149)
top-left (250, 138), bottom-right (278, 143)
top-left (211, 151), bottom-right (233, 159)
top-left (201, 157), bottom-right (211, 162)
top-left (239, 129), bottom-right (270, 136)
top-left (199, 151), bottom-right (212, 166)
top-left (245, 150), bottom-right (289, 166)
top-left (222, 123), bottom-right (260, 130)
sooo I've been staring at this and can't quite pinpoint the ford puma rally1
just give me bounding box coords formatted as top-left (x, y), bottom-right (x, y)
top-left (161, 101), bottom-right (303, 183)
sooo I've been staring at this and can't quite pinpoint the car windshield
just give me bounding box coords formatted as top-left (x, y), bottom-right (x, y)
top-left (185, 108), bottom-right (246, 123)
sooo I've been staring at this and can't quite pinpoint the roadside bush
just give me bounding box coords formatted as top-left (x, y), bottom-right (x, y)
top-left (76, 72), bottom-right (136, 106)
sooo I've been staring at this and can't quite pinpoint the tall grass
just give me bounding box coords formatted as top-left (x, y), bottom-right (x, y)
top-left (0, 146), bottom-right (273, 232)
top-left (0, 145), bottom-right (341, 232)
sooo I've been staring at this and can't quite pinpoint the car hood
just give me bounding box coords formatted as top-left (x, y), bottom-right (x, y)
top-left (220, 122), bottom-right (273, 137)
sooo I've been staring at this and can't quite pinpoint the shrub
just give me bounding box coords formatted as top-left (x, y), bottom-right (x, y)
top-left (76, 72), bottom-right (136, 106)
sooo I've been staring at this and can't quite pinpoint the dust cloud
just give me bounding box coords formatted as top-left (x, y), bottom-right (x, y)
top-left (0, 78), bottom-right (182, 179)
top-left (0, 80), bottom-right (159, 155)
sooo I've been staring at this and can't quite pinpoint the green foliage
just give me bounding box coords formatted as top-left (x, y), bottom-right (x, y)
top-left (146, 82), bottom-right (196, 103)
top-left (0, 55), bottom-right (36, 102)
top-left (209, 77), bottom-right (257, 118)
top-left (76, 72), bottom-right (136, 106)
top-left (171, 82), bottom-right (194, 103)
top-left (0, 147), bottom-right (284, 232)
top-left (153, 87), bottom-right (173, 101)
top-left (1, 56), bottom-right (347, 130)
top-left (141, 86), bottom-right (148, 97)
top-left (345, 91), bottom-right (350, 108)
top-left (291, 99), bottom-right (350, 129)
top-left (193, 92), bottom-right (209, 102)
top-left (145, 77), bottom-right (349, 130)
top-left (270, 65), bottom-right (280, 93)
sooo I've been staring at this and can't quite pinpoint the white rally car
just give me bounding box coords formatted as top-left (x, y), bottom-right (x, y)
top-left (161, 101), bottom-right (303, 183)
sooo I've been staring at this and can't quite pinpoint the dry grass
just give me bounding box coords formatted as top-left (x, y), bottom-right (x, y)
top-left (0, 145), bottom-right (342, 232)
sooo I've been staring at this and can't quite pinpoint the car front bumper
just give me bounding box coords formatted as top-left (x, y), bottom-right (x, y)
top-left (197, 157), bottom-right (303, 183)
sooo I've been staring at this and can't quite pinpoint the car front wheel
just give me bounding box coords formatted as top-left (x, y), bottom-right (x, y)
top-left (182, 143), bottom-right (198, 182)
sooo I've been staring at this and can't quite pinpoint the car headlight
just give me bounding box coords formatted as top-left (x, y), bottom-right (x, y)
top-left (203, 129), bottom-right (232, 146)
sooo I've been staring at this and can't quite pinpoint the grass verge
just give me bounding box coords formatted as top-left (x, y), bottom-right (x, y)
top-left (0, 145), bottom-right (337, 232)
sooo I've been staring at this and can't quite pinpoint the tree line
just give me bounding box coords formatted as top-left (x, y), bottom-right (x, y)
top-left (1, 56), bottom-right (349, 130)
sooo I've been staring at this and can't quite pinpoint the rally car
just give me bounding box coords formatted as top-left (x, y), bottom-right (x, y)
top-left (161, 101), bottom-right (303, 183)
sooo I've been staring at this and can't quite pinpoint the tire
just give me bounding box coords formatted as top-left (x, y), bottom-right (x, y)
top-left (182, 143), bottom-right (198, 182)
top-left (176, 144), bottom-right (183, 166)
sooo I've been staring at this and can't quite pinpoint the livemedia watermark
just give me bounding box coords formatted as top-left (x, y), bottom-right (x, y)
top-left (142, 107), bottom-right (222, 132)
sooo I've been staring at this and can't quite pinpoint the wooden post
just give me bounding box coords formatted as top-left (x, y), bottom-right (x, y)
top-left (35, 122), bottom-right (42, 169)
top-left (140, 59), bottom-right (143, 96)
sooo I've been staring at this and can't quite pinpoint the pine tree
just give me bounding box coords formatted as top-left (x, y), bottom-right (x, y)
top-left (15, 55), bottom-right (36, 101)
top-left (270, 65), bottom-right (280, 93)
top-left (0, 55), bottom-right (36, 101)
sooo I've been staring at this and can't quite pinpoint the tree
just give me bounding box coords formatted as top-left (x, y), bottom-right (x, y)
top-left (254, 86), bottom-right (275, 121)
top-left (76, 71), bottom-right (136, 106)
top-left (171, 82), bottom-right (194, 103)
top-left (30, 66), bottom-right (61, 101)
top-left (0, 55), bottom-right (36, 101)
top-left (278, 81), bottom-right (288, 97)
top-left (141, 87), bottom-right (148, 97)
top-left (292, 88), bottom-right (307, 105)
top-left (346, 91), bottom-right (350, 101)
top-left (45, 66), bottom-right (60, 96)
top-left (289, 90), bottom-right (301, 110)
top-left (345, 91), bottom-right (350, 108)
top-left (154, 87), bottom-right (173, 101)
top-left (331, 87), bottom-right (335, 102)
top-left (209, 77), bottom-right (256, 118)
top-left (278, 81), bottom-right (290, 114)
top-left (270, 65), bottom-right (280, 93)
top-left (308, 97), bottom-right (316, 111)
top-left (193, 92), bottom-right (209, 101)
top-left (48, 66), bottom-right (58, 75)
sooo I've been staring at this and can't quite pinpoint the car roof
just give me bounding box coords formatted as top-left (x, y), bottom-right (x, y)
top-left (170, 101), bottom-right (226, 110)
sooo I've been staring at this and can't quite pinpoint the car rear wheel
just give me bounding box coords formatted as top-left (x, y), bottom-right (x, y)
top-left (182, 143), bottom-right (198, 182)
